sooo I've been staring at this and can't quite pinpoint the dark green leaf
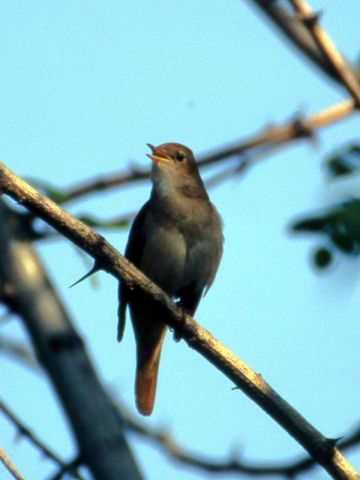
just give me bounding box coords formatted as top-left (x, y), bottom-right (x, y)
top-left (325, 143), bottom-right (360, 179)
top-left (330, 231), bottom-right (357, 254)
top-left (292, 216), bottom-right (329, 233)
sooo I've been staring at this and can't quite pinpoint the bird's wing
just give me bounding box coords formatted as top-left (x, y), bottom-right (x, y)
top-left (117, 201), bottom-right (150, 341)
top-left (178, 207), bottom-right (223, 315)
top-left (176, 282), bottom-right (203, 315)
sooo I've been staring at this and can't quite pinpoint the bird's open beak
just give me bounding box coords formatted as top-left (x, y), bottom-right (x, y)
top-left (146, 144), bottom-right (170, 165)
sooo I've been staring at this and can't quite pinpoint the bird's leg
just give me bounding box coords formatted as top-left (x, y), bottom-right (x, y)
top-left (171, 301), bottom-right (191, 342)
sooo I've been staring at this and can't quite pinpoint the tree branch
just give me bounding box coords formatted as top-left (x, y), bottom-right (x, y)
top-left (0, 334), bottom-right (37, 370)
top-left (0, 199), bottom-right (142, 480)
top-left (1, 163), bottom-right (359, 479)
top-left (46, 457), bottom-right (83, 480)
top-left (0, 447), bottom-right (24, 480)
top-left (289, 0), bottom-right (360, 106)
top-left (0, 399), bottom-right (84, 479)
top-left (35, 98), bottom-right (355, 206)
top-left (248, 0), bottom-right (340, 82)
top-left (121, 403), bottom-right (360, 478)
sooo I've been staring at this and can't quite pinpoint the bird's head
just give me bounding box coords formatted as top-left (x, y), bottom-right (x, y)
top-left (146, 143), bottom-right (199, 176)
top-left (147, 143), bottom-right (205, 200)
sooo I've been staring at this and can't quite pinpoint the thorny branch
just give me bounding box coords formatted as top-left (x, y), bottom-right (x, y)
top-left (0, 163), bottom-right (359, 480)
top-left (1, 4), bottom-right (360, 480)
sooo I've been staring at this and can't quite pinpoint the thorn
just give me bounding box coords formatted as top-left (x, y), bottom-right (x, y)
top-left (326, 436), bottom-right (343, 448)
top-left (295, 10), bottom-right (322, 27)
top-left (69, 262), bottom-right (100, 288)
top-left (292, 118), bottom-right (314, 140)
top-left (303, 10), bottom-right (322, 26)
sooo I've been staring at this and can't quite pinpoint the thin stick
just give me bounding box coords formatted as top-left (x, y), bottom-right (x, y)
top-left (0, 399), bottom-right (84, 479)
top-left (121, 400), bottom-right (360, 477)
top-left (0, 448), bottom-right (24, 480)
top-left (59, 98), bottom-right (355, 203)
top-left (0, 334), bottom-right (37, 369)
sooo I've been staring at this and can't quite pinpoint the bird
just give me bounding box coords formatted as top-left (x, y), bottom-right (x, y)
top-left (118, 142), bottom-right (223, 416)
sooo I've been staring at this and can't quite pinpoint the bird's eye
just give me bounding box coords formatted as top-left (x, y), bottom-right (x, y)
top-left (175, 151), bottom-right (185, 162)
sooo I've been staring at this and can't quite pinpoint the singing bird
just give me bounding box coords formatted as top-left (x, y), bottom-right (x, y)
top-left (118, 143), bottom-right (223, 415)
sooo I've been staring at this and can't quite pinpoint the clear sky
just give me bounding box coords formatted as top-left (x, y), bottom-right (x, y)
top-left (1, 1), bottom-right (360, 479)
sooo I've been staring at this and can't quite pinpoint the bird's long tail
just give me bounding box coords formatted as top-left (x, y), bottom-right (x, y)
top-left (135, 321), bottom-right (167, 416)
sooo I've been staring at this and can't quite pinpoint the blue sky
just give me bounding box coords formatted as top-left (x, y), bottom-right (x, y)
top-left (1, 1), bottom-right (360, 479)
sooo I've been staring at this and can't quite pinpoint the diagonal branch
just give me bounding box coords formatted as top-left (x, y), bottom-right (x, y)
top-left (0, 334), bottom-right (37, 370)
top-left (0, 447), bottom-right (24, 480)
top-left (121, 402), bottom-right (360, 478)
top-left (0, 399), bottom-right (84, 479)
top-left (42, 98), bottom-right (355, 205)
top-left (1, 163), bottom-right (359, 479)
top-left (289, 0), bottom-right (360, 106)
top-left (248, 0), bottom-right (340, 82)
top-left (46, 457), bottom-right (83, 480)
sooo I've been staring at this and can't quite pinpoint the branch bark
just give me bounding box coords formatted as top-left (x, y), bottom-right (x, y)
top-left (1, 163), bottom-right (359, 479)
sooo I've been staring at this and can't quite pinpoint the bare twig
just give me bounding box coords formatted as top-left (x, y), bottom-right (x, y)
top-left (121, 404), bottom-right (360, 478)
top-left (0, 399), bottom-right (84, 479)
top-left (0, 334), bottom-right (38, 370)
top-left (1, 163), bottom-right (359, 479)
top-left (0, 447), bottom-right (24, 480)
top-left (31, 211), bottom-right (134, 242)
top-left (199, 99), bottom-right (355, 169)
top-left (290, 0), bottom-right (360, 106)
top-left (46, 457), bottom-right (83, 480)
top-left (45, 99), bottom-right (355, 204)
top-left (62, 168), bottom-right (148, 202)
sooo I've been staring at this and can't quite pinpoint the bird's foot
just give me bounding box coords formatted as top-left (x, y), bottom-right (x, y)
top-left (171, 304), bottom-right (192, 342)
top-left (172, 329), bottom-right (182, 342)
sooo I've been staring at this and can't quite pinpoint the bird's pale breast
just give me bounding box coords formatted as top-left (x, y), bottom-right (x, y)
top-left (140, 205), bottom-right (221, 297)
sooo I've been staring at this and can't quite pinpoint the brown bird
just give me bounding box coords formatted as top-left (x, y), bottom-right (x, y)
top-left (118, 143), bottom-right (223, 415)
